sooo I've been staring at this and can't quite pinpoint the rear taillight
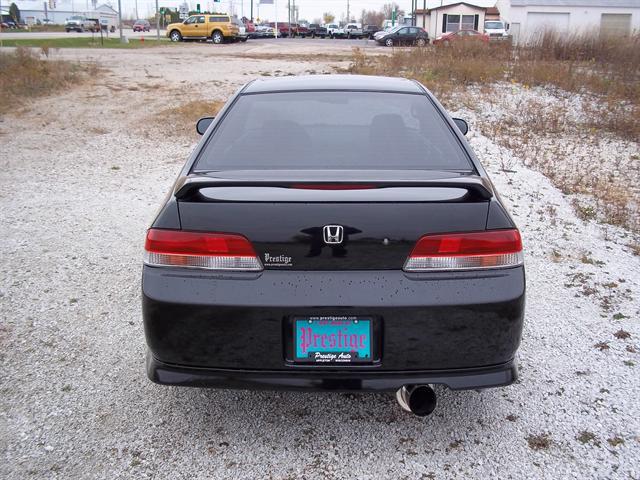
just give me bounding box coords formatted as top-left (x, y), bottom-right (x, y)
top-left (144, 229), bottom-right (263, 271)
top-left (403, 229), bottom-right (523, 272)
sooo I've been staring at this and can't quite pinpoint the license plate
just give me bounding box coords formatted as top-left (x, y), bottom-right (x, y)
top-left (293, 316), bottom-right (372, 364)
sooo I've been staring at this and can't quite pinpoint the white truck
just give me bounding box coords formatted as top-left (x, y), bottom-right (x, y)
top-left (64, 15), bottom-right (97, 32)
top-left (325, 23), bottom-right (343, 38)
top-left (343, 22), bottom-right (364, 39)
top-left (484, 20), bottom-right (509, 40)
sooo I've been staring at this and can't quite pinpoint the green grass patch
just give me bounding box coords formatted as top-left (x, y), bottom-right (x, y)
top-left (0, 36), bottom-right (171, 49)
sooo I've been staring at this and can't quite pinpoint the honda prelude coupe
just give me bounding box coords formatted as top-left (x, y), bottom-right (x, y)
top-left (142, 75), bottom-right (525, 416)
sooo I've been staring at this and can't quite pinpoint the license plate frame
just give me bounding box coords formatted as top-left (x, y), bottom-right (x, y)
top-left (286, 316), bottom-right (379, 365)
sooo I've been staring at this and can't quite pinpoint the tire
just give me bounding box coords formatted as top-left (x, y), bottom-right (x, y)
top-left (347, 32), bottom-right (351, 39)
top-left (416, 38), bottom-right (427, 47)
top-left (169, 30), bottom-right (182, 42)
top-left (65, 28), bottom-right (70, 32)
top-left (385, 38), bottom-right (394, 47)
top-left (212, 30), bottom-right (223, 44)
top-left (241, 37), bottom-right (248, 42)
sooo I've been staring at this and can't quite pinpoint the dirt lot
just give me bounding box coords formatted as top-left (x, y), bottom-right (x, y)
top-left (1, 42), bottom-right (639, 479)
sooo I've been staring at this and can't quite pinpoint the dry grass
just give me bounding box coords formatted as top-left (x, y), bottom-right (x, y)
top-left (0, 47), bottom-right (97, 114)
top-left (350, 32), bottom-right (640, 141)
top-left (156, 99), bottom-right (225, 137)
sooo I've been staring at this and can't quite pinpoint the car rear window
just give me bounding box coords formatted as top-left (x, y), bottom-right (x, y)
top-left (194, 91), bottom-right (472, 171)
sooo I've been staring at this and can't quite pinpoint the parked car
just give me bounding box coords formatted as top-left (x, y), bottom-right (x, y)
top-left (243, 19), bottom-right (256, 35)
top-left (433, 29), bottom-right (490, 46)
top-left (307, 23), bottom-right (327, 38)
top-left (364, 24), bottom-right (382, 39)
top-left (1, 20), bottom-right (17, 29)
top-left (133, 19), bottom-right (151, 32)
top-left (326, 23), bottom-right (343, 38)
top-left (267, 22), bottom-right (292, 37)
top-left (64, 15), bottom-right (94, 32)
top-left (232, 17), bottom-right (248, 42)
top-left (143, 74), bottom-right (525, 418)
top-left (167, 14), bottom-right (238, 44)
top-left (343, 23), bottom-right (364, 39)
top-left (252, 25), bottom-right (275, 38)
top-left (376, 26), bottom-right (429, 47)
top-left (292, 23), bottom-right (311, 37)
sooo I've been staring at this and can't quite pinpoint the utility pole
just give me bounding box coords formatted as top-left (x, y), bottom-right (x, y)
top-left (155, 0), bottom-right (159, 41)
top-left (250, 0), bottom-right (253, 21)
top-left (346, 0), bottom-right (349, 22)
top-left (135, 0), bottom-right (138, 20)
top-left (117, 0), bottom-right (124, 42)
top-left (423, 0), bottom-right (426, 28)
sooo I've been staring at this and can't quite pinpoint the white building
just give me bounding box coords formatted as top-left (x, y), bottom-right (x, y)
top-left (415, 0), bottom-right (496, 36)
top-left (4, 0), bottom-right (118, 24)
top-left (496, 0), bottom-right (640, 43)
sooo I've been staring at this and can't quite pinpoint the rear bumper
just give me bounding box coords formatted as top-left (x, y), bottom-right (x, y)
top-left (147, 352), bottom-right (517, 391)
top-left (143, 266), bottom-right (525, 387)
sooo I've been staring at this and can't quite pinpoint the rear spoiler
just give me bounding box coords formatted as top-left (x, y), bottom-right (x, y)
top-left (174, 176), bottom-right (494, 201)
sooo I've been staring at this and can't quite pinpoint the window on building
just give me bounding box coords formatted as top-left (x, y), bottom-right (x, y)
top-left (461, 15), bottom-right (475, 30)
top-left (446, 14), bottom-right (460, 32)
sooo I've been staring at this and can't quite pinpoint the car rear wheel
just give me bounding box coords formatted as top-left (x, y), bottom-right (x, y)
top-left (169, 30), bottom-right (182, 42)
top-left (385, 38), bottom-right (394, 47)
top-left (212, 30), bottom-right (223, 44)
top-left (416, 38), bottom-right (427, 47)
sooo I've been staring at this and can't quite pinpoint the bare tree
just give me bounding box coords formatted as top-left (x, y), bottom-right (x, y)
top-left (362, 9), bottom-right (385, 26)
top-left (382, 2), bottom-right (404, 20)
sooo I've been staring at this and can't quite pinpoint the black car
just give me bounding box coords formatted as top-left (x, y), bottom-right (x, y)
top-left (377, 25), bottom-right (429, 47)
top-left (143, 75), bottom-right (525, 417)
top-left (364, 24), bottom-right (382, 39)
top-left (307, 23), bottom-right (327, 38)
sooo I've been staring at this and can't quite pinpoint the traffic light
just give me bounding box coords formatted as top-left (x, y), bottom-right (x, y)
top-left (196, 3), bottom-right (201, 12)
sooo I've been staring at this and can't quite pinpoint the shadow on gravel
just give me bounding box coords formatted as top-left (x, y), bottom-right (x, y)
top-left (148, 385), bottom-right (504, 449)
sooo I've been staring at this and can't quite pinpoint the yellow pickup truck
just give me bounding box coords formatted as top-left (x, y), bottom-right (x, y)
top-left (167, 14), bottom-right (239, 44)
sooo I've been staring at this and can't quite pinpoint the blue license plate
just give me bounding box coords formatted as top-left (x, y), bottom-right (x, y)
top-left (294, 316), bottom-right (372, 363)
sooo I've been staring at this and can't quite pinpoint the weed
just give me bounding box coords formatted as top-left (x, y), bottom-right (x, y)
top-left (577, 430), bottom-right (600, 446)
top-left (614, 330), bottom-right (631, 340)
top-left (607, 437), bottom-right (624, 447)
top-left (156, 99), bottom-right (225, 137)
top-left (527, 433), bottom-right (552, 450)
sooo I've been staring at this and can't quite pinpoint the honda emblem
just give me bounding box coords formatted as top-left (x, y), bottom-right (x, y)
top-left (323, 225), bottom-right (344, 244)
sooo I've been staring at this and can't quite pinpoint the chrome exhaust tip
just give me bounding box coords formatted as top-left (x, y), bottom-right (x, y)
top-left (396, 384), bottom-right (437, 417)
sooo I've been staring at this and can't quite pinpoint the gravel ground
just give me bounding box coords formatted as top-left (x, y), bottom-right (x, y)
top-left (1, 43), bottom-right (639, 479)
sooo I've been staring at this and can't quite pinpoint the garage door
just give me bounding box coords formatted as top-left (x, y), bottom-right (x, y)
top-left (525, 12), bottom-right (570, 40)
top-left (601, 14), bottom-right (631, 37)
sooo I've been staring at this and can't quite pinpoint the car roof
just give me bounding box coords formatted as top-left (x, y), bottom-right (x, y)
top-left (243, 75), bottom-right (422, 94)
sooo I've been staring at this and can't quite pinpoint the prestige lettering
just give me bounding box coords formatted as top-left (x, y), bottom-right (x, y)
top-left (299, 327), bottom-right (366, 354)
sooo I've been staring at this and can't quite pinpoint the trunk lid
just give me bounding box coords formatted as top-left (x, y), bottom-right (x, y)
top-left (176, 170), bottom-right (491, 270)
